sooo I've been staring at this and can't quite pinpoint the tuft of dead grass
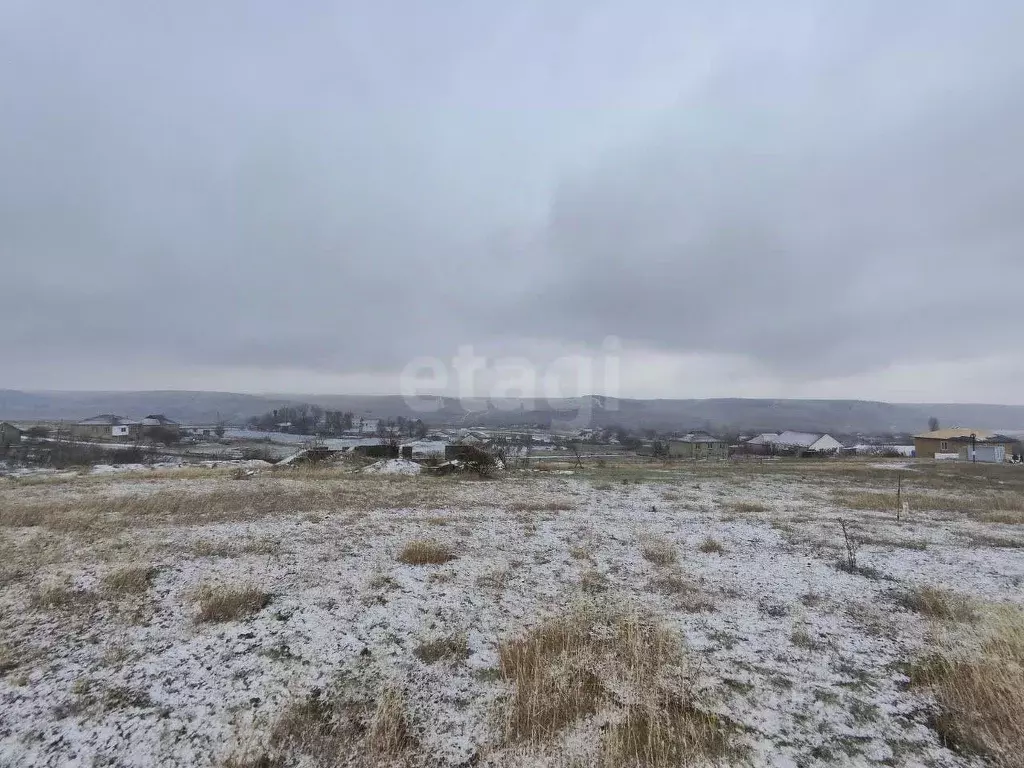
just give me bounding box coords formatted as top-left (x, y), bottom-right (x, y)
top-left (413, 632), bottom-right (470, 664)
top-left (29, 583), bottom-right (98, 612)
top-left (725, 500), bottom-right (768, 514)
top-left (569, 545), bottom-right (592, 560)
top-left (648, 568), bottom-right (717, 613)
top-left (601, 690), bottom-right (732, 767)
top-left (979, 511), bottom-right (1024, 525)
top-left (508, 499), bottom-right (576, 513)
top-left (365, 683), bottom-right (414, 759)
top-left (497, 603), bottom-right (733, 763)
top-left (911, 605), bottom-right (1024, 767)
top-left (698, 537), bottom-right (725, 555)
top-left (397, 539), bottom-right (456, 565)
top-left (641, 539), bottom-right (677, 566)
top-left (196, 584), bottom-right (271, 623)
top-left (260, 680), bottom-right (416, 766)
top-left (966, 532), bottom-right (1024, 549)
top-left (900, 586), bottom-right (977, 623)
top-left (103, 565), bottom-right (158, 594)
top-left (476, 566), bottom-right (511, 591)
top-left (0, 477), bottom-right (456, 533)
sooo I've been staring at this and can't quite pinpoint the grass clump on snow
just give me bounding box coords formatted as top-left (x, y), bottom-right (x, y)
top-left (103, 566), bottom-right (158, 595)
top-left (397, 539), bottom-right (456, 565)
top-left (29, 582), bottom-right (97, 612)
top-left (911, 605), bottom-right (1024, 767)
top-left (240, 680), bottom-right (416, 767)
top-left (900, 586), bottom-right (977, 623)
top-left (508, 499), bottom-right (575, 513)
top-left (726, 500), bottom-right (768, 514)
top-left (413, 632), bottom-right (470, 664)
top-left (196, 584), bottom-right (271, 623)
top-left (698, 537), bottom-right (726, 554)
top-left (641, 539), bottom-right (678, 566)
top-left (497, 602), bottom-right (733, 764)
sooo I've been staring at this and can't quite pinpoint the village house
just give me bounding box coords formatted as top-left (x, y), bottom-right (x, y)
top-left (765, 434), bottom-right (843, 456)
top-left (741, 433), bottom-right (781, 456)
top-left (140, 414), bottom-right (181, 440)
top-left (72, 415), bottom-right (141, 441)
top-left (667, 432), bottom-right (729, 460)
top-left (0, 422), bottom-right (23, 449)
top-left (913, 428), bottom-right (1019, 462)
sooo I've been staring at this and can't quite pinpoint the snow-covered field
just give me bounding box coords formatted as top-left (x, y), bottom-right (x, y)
top-left (1, 461), bottom-right (1022, 767)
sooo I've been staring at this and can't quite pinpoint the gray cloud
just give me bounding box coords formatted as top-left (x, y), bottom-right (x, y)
top-left (2, 1), bottom-right (1023, 397)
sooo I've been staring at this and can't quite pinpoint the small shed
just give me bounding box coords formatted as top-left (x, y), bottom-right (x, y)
top-left (959, 444), bottom-right (1005, 464)
top-left (667, 433), bottom-right (729, 460)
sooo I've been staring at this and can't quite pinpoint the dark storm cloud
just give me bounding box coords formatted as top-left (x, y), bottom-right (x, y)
top-left (2, 1), bottom-right (1023, 391)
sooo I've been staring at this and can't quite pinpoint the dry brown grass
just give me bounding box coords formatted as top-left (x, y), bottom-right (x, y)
top-left (508, 499), bottom-right (575, 513)
top-left (413, 633), bottom-right (470, 664)
top-left (647, 568), bottom-right (717, 613)
top-left (600, 691), bottom-right (732, 767)
top-left (396, 539), bottom-right (456, 565)
top-left (497, 603), bottom-right (732, 763)
top-left (29, 582), bottom-right (98, 612)
top-left (257, 680), bottom-right (415, 767)
top-left (965, 532), bottom-right (1024, 549)
top-left (641, 539), bottom-right (678, 566)
top-left (834, 488), bottom-right (1024, 519)
top-left (103, 566), bottom-right (158, 594)
top-left (978, 510), bottom-right (1024, 525)
top-left (191, 537), bottom-right (280, 558)
top-left (725, 500), bottom-right (768, 514)
top-left (832, 491), bottom-right (900, 511)
top-left (569, 545), bottom-right (592, 560)
top-left (855, 532), bottom-right (929, 551)
top-left (697, 537), bottom-right (725, 554)
top-left (0, 477), bottom-right (454, 533)
top-left (196, 585), bottom-right (271, 623)
top-left (365, 683), bottom-right (414, 759)
top-left (900, 586), bottom-right (977, 623)
top-left (580, 568), bottom-right (609, 594)
top-left (911, 605), bottom-right (1024, 767)
top-left (476, 567), bottom-right (511, 591)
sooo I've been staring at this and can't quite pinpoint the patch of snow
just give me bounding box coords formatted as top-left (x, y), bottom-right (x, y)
top-left (362, 458), bottom-right (423, 475)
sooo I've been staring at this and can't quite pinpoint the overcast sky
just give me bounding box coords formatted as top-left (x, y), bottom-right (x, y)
top-left (3, 1), bottom-right (1023, 402)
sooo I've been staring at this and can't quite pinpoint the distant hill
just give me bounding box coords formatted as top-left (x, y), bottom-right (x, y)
top-left (3, 389), bottom-right (1024, 435)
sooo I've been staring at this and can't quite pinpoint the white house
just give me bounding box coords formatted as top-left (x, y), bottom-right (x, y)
top-left (773, 431), bottom-right (844, 453)
top-left (358, 419), bottom-right (380, 435)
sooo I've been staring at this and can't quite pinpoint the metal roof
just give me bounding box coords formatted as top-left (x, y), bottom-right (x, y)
top-left (913, 428), bottom-right (996, 441)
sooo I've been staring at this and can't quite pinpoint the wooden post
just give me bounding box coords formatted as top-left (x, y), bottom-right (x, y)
top-left (896, 472), bottom-right (902, 523)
